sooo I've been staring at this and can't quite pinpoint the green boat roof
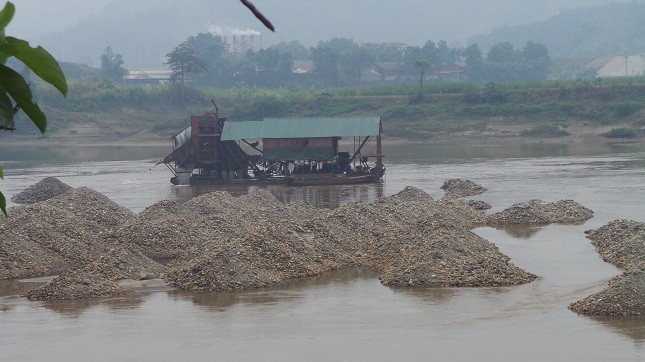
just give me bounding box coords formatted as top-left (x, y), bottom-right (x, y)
top-left (220, 117), bottom-right (381, 140)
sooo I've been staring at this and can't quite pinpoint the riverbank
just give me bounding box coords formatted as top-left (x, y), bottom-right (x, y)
top-left (3, 78), bottom-right (645, 147)
top-left (1, 124), bottom-right (643, 148)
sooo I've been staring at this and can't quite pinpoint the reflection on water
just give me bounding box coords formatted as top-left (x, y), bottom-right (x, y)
top-left (0, 144), bottom-right (168, 163)
top-left (385, 142), bottom-right (642, 164)
top-left (40, 297), bottom-right (147, 318)
top-left (589, 316), bottom-right (645, 343)
top-left (0, 280), bottom-right (45, 298)
top-left (495, 226), bottom-right (543, 239)
top-left (170, 181), bottom-right (385, 209)
top-left (176, 268), bottom-right (380, 310)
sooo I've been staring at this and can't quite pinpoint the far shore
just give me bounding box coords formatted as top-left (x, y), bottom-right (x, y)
top-left (1, 132), bottom-right (643, 149)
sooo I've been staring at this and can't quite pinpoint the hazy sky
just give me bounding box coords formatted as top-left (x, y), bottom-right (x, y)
top-left (10, 0), bottom-right (628, 45)
top-left (7, 0), bottom-right (635, 68)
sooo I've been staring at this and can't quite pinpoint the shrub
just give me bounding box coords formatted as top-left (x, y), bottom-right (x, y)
top-left (602, 128), bottom-right (637, 138)
top-left (612, 102), bottom-right (643, 117)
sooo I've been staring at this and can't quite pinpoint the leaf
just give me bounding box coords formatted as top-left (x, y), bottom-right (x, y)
top-left (0, 2), bottom-right (15, 30)
top-left (0, 191), bottom-right (6, 217)
top-left (0, 91), bottom-right (14, 129)
top-left (0, 64), bottom-right (46, 133)
top-left (3, 37), bottom-right (67, 96)
top-left (0, 164), bottom-right (5, 216)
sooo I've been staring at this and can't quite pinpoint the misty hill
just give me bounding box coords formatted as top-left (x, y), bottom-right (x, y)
top-left (469, 2), bottom-right (645, 59)
top-left (33, 0), bottom-right (627, 69)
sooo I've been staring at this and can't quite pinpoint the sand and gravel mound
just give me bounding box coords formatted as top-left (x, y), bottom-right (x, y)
top-left (584, 220), bottom-right (644, 270)
top-left (569, 270), bottom-right (644, 317)
top-left (569, 219), bottom-right (644, 317)
top-left (10, 177), bottom-right (73, 204)
top-left (112, 190), bottom-right (320, 265)
top-left (466, 200), bottom-right (492, 210)
top-left (4, 182), bottom-right (598, 299)
top-left (440, 179), bottom-right (487, 197)
top-left (167, 221), bottom-right (343, 291)
top-left (23, 270), bottom-right (130, 301)
top-left (487, 199), bottom-right (593, 226)
top-left (167, 187), bottom-right (534, 292)
top-left (0, 203), bottom-right (112, 279)
top-left (50, 187), bottom-right (134, 228)
top-left (23, 247), bottom-right (168, 300)
top-left (0, 187), bottom-right (134, 280)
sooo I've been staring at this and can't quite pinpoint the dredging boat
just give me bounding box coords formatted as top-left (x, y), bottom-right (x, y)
top-left (161, 110), bottom-right (385, 186)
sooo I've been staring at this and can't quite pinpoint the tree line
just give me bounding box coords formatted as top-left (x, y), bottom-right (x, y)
top-left (101, 35), bottom-right (553, 89)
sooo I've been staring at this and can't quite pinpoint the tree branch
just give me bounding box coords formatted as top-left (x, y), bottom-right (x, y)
top-left (240, 0), bottom-right (274, 32)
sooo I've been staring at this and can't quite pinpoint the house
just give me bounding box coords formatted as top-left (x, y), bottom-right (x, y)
top-left (292, 60), bottom-right (315, 74)
top-left (123, 70), bottom-right (172, 85)
top-left (595, 54), bottom-right (645, 77)
top-left (436, 63), bottom-right (465, 81)
top-left (372, 62), bottom-right (418, 82)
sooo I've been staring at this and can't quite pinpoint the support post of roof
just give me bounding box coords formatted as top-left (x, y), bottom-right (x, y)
top-left (376, 118), bottom-right (383, 168)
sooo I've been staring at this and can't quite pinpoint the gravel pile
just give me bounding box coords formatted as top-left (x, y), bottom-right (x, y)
top-left (23, 269), bottom-right (130, 301)
top-left (10, 177), bottom-right (73, 204)
top-left (0, 186), bottom-right (133, 279)
top-left (487, 199), bottom-right (593, 226)
top-left (440, 179), bottom-right (487, 197)
top-left (112, 190), bottom-right (320, 264)
top-left (569, 270), bottom-right (644, 317)
top-left (569, 219), bottom-right (644, 317)
top-left (4, 182), bottom-right (587, 299)
top-left (166, 221), bottom-right (343, 291)
top-left (467, 200), bottom-right (492, 210)
top-left (584, 220), bottom-right (644, 270)
top-left (169, 187), bottom-right (532, 291)
top-left (23, 247), bottom-right (169, 300)
top-left (0, 203), bottom-right (112, 279)
top-left (344, 188), bottom-right (531, 287)
top-left (50, 187), bottom-right (135, 229)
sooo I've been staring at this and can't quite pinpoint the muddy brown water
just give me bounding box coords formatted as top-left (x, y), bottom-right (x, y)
top-left (0, 142), bottom-right (644, 361)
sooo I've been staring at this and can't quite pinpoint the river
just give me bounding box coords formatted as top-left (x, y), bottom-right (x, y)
top-left (0, 142), bottom-right (643, 361)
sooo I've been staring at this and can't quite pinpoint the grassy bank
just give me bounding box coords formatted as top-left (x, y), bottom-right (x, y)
top-left (7, 78), bottom-right (645, 142)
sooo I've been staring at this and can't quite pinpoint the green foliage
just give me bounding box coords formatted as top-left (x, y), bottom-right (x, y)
top-left (100, 46), bottom-right (127, 81)
top-left (612, 102), bottom-right (643, 117)
top-left (481, 82), bottom-right (507, 103)
top-left (602, 128), bottom-right (638, 139)
top-left (165, 42), bottom-right (207, 87)
top-left (0, 1), bottom-right (67, 216)
top-left (520, 125), bottom-right (570, 137)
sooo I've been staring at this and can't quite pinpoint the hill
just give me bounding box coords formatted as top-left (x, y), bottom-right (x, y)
top-left (469, 2), bottom-right (645, 59)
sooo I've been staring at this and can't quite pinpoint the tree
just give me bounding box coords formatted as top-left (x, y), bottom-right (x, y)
top-left (0, 1), bottom-right (67, 216)
top-left (165, 42), bottom-right (207, 87)
top-left (185, 33), bottom-right (227, 86)
top-left (339, 45), bottom-right (374, 84)
top-left (310, 45), bottom-right (340, 86)
top-left (247, 48), bottom-right (293, 87)
top-left (463, 43), bottom-right (486, 82)
top-left (363, 42), bottom-right (406, 62)
top-left (269, 40), bottom-right (309, 60)
top-left (414, 60), bottom-right (429, 95)
top-left (435, 40), bottom-right (458, 68)
top-left (486, 42), bottom-right (522, 82)
top-left (522, 41), bottom-right (551, 80)
top-left (100, 46), bottom-right (127, 81)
